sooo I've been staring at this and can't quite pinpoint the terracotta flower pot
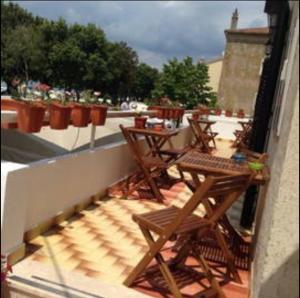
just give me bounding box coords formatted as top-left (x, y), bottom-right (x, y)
top-left (168, 108), bottom-right (176, 120)
top-left (71, 104), bottom-right (91, 127)
top-left (155, 107), bottom-right (164, 119)
top-left (147, 106), bottom-right (158, 118)
top-left (154, 123), bottom-right (163, 131)
top-left (1, 99), bottom-right (22, 111)
top-left (225, 110), bottom-right (233, 117)
top-left (173, 108), bottom-right (181, 120)
top-left (215, 109), bottom-right (222, 116)
top-left (90, 105), bottom-right (108, 126)
top-left (17, 101), bottom-right (46, 133)
top-left (198, 107), bottom-right (209, 116)
top-left (163, 108), bottom-right (170, 120)
top-left (179, 108), bottom-right (185, 119)
top-left (48, 102), bottom-right (72, 130)
top-left (237, 109), bottom-right (245, 118)
top-left (134, 116), bottom-right (147, 129)
top-left (161, 108), bottom-right (169, 119)
top-left (192, 112), bottom-right (200, 120)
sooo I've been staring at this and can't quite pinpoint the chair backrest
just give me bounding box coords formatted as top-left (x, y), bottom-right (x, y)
top-left (188, 118), bottom-right (210, 152)
top-left (164, 173), bottom-right (253, 233)
top-left (238, 147), bottom-right (268, 163)
top-left (120, 125), bottom-right (144, 165)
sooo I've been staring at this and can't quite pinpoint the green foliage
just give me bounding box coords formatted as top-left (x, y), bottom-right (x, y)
top-left (104, 42), bottom-right (138, 103)
top-left (48, 40), bottom-right (87, 90)
top-left (1, 2), bottom-right (140, 101)
top-left (2, 25), bottom-right (44, 83)
top-left (152, 57), bottom-right (217, 109)
top-left (131, 63), bottom-right (159, 101)
top-left (1, 2), bottom-right (216, 108)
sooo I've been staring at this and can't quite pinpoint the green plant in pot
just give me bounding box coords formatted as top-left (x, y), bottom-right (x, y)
top-left (237, 109), bottom-right (245, 118)
top-left (48, 98), bottom-right (72, 130)
top-left (71, 99), bottom-right (91, 127)
top-left (15, 98), bottom-right (47, 133)
top-left (214, 105), bottom-right (222, 116)
top-left (225, 104), bottom-right (233, 117)
top-left (225, 101), bottom-right (233, 117)
top-left (87, 97), bottom-right (108, 126)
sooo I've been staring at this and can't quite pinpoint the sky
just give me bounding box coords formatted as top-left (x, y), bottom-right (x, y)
top-left (14, 1), bottom-right (267, 69)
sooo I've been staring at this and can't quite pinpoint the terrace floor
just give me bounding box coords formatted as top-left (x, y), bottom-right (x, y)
top-left (14, 139), bottom-right (251, 298)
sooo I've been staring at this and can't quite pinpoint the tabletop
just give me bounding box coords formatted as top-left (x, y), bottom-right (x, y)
top-left (176, 150), bottom-right (270, 184)
top-left (127, 127), bottom-right (179, 137)
top-left (198, 119), bottom-right (216, 125)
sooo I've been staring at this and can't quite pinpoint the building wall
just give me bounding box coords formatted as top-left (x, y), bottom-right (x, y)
top-left (207, 59), bottom-right (223, 93)
top-left (218, 38), bottom-right (266, 115)
top-left (251, 2), bottom-right (299, 297)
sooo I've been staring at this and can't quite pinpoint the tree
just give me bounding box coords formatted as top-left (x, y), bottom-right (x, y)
top-left (48, 40), bottom-right (87, 95)
top-left (131, 63), bottom-right (159, 101)
top-left (152, 57), bottom-right (217, 109)
top-left (70, 23), bottom-right (110, 92)
top-left (105, 42), bottom-right (138, 103)
top-left (1, 25), bottom-right (44, 84)
top-left (1, 1), bottom-right (44, 84)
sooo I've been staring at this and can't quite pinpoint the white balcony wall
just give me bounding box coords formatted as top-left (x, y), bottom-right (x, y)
top-left (1, 126), bottom-right (192, 255)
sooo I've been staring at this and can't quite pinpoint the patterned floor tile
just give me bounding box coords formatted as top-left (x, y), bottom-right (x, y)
top-left (24, 139), bottom-right (249, 297)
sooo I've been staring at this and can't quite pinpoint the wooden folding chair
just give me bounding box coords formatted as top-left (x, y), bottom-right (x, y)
top-left (188, 118), bottom-right (215, 153)
top-left (124, 173), bottom-right (253, 297)
top-left (120, 125), bottom-right (170, 203)
top-left (236, 146), bottom-right (268, 163)
top-left (232, 121), bottom-right (252, 148)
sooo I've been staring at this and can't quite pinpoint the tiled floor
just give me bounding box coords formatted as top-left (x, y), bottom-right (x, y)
top-left (23, 139), bottom-right (250, 297)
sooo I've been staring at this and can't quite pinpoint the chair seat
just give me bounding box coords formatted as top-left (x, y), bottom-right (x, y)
top-left (209, 132), bottom-right (218, 137)
top-left (142, 156), bottom-right (167, 168)
top-left (234, 130), bottom-right (243, 137)
top-left (133, 206), bottom-right (211, 235)
top-left (159, 147), bottom-right (189, 156)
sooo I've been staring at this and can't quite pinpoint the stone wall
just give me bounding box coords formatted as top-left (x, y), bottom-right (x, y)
top-left (251, 2), bottom-right (299, 297)
top-left (218, 36), bottom-right (267, 115)
top-left (207, 59), bottom-right (223, 93)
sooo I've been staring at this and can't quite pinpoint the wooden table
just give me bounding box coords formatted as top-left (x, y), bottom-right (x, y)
top-left (176, 150), bottom-right (270, 185)
top-left (238, 120), bottom-right (252, 130)
top-left (126, 127), bottom-right (179, 159)
top-left (175, 150), bottom-right (270, 271)
top-left (122, 127), bottom-right (181, 202)
top-left (198, 119), bottom-right (216, 133)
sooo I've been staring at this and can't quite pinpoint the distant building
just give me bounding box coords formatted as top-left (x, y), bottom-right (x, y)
top-left (205, 55), bottom-right (223, 93)
top-left (218, 9), bottom-right (269, 115)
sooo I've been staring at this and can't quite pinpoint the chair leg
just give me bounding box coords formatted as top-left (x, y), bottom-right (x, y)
top-left (121, 175), bottom-right (146, 199)
top-left (214, 226), bottom-right (242, 284)
top-left (143, 169), bottom-right (165, 203)
top-left (192, 249), bottom-right (226, 298)
top-left (141, 227), bottom-right (183, 297)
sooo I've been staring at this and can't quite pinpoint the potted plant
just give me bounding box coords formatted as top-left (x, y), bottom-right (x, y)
top-left (225, 109), bottom-right (233, 117)
top-left (134, 112), bottom-right (147, 129)
top-left (48, 99), bottom-right (72, 130)
top-left (154, 123), bottom-right (163, 131)
top-left (172, 108), bottom-right (181, 120)
top-left (215, 106), bottom-right (222, 116)
top-left (192, 112), bottom-right (200, 120)
top-left (237, 109), bottom-right (245, 118)
top-left (17, 100), bottom-right (46, 133)
top-left (90, 101), bottom-right (108, 126)
top-left (1, 98), bottom-right (23, 111)
top-left (90, 104), bottom-right (108, 126)
top-left (71, 102), bottom-right (91, 127)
